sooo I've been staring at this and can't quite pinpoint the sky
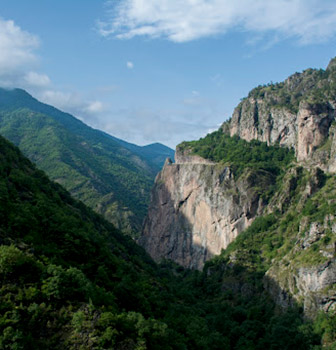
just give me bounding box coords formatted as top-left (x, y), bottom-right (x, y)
top-left (1, 0), bottom-right (336, 148)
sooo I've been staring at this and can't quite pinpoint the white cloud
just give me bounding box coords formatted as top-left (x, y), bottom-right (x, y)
top-left (0, 18), bottom-right (111, 136)
top-left (24, 71), bottom-right (51, 87)
top-left (97, 0), bottom-right (336, 44)
top-left (38, 89), bottom-right (106, 122)
top-left (0, 18), bottom-right (51, 91)
top-left (126, 61), bottom-right (134, 69)
top-left (97, 102), bottom-right (224, 148)
top-left (84, 100), bottom-right (105, 114)
top-left (40, 90), bottom-right (82, 110)
top-left (0, 18), bottom-right (39, 75)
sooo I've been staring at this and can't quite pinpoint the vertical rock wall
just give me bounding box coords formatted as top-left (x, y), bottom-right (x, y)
top-left (140, 159), bottom-right (270, 269)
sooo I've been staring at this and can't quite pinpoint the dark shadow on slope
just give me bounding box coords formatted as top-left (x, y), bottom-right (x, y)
top-left (139, 162), bottom-right (324, 349)
top-left (156, 256), bottom-right (323, 350)
top-left (0, 135), bottom-right (327, 349)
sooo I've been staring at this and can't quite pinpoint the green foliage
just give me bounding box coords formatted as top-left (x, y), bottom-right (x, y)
top-left (179, 131), bottom-right (294, 178)
top-left (0, 88), bottom-right (171, 236)
top-left (0, 245), bottom-right (39, 284)
top-left (0, 134), bottom-right (323, 349)
top-left (246, 66), bottom-right (336, 113)
top-left (314, 312), bottom-right (336, 348)
top-left (204, 164), bottom-right (336, 347)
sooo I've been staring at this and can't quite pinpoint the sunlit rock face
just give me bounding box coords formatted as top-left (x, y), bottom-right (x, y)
top-left (140, 95), bottom-right (336, 270)
top-left (140, 154), bottom-right (269, 270)
top-left (228, 97), bottom-right (336, 170)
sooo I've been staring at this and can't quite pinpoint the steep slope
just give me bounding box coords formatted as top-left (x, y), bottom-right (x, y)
top-left (226, 58), bottom-right (336, 171)
top-left (141, 58), bottom-right (336, 327)
top-left (0, 134), bottom-right (321, 349)
top-left (0, 88), bottom-right (173, 235)
top-left (141, 133), bottom-right (294, 269)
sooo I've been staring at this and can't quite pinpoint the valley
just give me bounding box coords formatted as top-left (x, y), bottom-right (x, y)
top-left (0, 59), bottom-right (336, 348)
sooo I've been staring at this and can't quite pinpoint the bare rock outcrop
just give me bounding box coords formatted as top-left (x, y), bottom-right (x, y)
top-left (140, 158), bottom-right (270, 269)
top-left (140, 58), bottom-right (336, 318)
top-left (264, 217), bottom-right (336, 316)
top-left (229, 98), bottom-right (297, 148)
top-left (227, 98), bottom-right (336, 170)
top-left (265, 258), bottom-right (336, 316)
top-left (174, 148), bottom-right (215, 165)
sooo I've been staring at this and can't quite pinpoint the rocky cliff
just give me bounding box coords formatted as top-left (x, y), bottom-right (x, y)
top-left (140, 58), bottom-right (336, 316)
top-left (140, 158), bottom-right (270, 269)
top-left (227, 62), bottom-right (336, 171)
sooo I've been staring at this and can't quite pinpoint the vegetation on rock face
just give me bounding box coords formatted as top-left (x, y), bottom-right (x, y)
top-left (178, 131), bottom-right (294, 203)
top-left (2, 58), bottom-right (336, 348)
top-left (204, 164), bottom-right (336, 347)
top-left (178, 131), bottom-right (294, 176)
top-left (0, 134), bottom-right (324, 349)
top-left (177, 124), bottom-right (336, 347)
top-left (245, 63), bottom-right (336, 113)
top-left (0, 88), bottom-right (173, 236)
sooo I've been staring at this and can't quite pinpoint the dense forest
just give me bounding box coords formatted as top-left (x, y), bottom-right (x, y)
top-left (0, 88), bottom-right (174, 236)
top-left (0, 134), bottom-right (331, 349)
top-left (178, 130), bottom-right (294, 177)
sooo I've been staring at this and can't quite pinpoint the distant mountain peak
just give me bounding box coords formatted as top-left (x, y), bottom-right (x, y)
top-left (0, 87), bottom-right (173, 235)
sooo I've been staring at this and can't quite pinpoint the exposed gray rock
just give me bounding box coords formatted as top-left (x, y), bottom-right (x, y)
top-left (175, 147), bottom-right (215, 165)
top-left (141, 58), bottom-right (336, 316)
top-left (227, 98), bottom-right (336, 171)
top-left (140, 161), bottom-right (270, 269)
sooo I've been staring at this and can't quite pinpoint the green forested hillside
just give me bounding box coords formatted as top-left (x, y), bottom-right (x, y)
top-left (0, 88), bottom-right (173, 235)
top-left (0, 134), bottom-right (323, 349)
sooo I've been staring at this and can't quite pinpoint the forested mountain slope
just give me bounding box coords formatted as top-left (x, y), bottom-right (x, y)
top-left (110, 135), bottom-right (175, 170)
top-left (0, 88), bottom-right (173, 235)
top-left (0, 134), bottom-right (326, 349)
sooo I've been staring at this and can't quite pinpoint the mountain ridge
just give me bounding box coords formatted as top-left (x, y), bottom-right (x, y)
top-left (141, 57), bottom-right (336, 321)
top-left (0, 132), bottom-right (323, 349)
top-left (0, 87), bottom-right (174, 235)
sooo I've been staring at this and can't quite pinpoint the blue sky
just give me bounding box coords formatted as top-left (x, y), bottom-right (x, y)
top-left (1, 0), bottom-right (336, 148)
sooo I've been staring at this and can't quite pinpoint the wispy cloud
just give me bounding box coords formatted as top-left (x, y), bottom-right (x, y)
top-left (0, 17), bottom-right (106, 123)
top-left (99, 105), bottom-right (222, 148)
top-left (210, 74), bottom-right (223, 87)
top-left (84, 100), bottom-right (105, 114)
top-left (0, 18), bottom-right (39, 74)
top-left (182, 90), bottom-right (202, 106)
top-left (97, 0), bottom-right (336, 44)
top-left (39, 89), bottom-right (107, 124)
top-left (0, 17), bottom-right (53, 91)
top-left (126, 61), bottom-right (134, 69)
top-left (24, 71), bottom-right (51, 87)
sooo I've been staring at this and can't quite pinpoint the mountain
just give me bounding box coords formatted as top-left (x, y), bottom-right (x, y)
top-left (141, 58), bottom-right (336, 327)
top-left (0, 88), bottom-right (174, 235)
top-left (0, 134), bottom-right (324, 349)
top-left (110, 135), bottom-right (175, 170)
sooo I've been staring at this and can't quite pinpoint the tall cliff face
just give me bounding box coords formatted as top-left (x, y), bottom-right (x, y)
top-left (228, 99), bottom-right (336, 170)
top-left (227, 65), bottom-right (336, 171)
top-left (140, 158), bottom-right (270, 269)
top-left (140, 58), bottom-right (336, 315)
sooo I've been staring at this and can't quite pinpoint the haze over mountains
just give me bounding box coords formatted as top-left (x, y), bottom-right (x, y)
top-left (0, 88), bottom-right (174, 235)
top-left (0, 59), bottom-right (336, 349)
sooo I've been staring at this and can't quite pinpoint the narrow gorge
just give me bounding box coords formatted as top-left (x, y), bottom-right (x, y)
top-left (140, 58), bottom-right (336, 316)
